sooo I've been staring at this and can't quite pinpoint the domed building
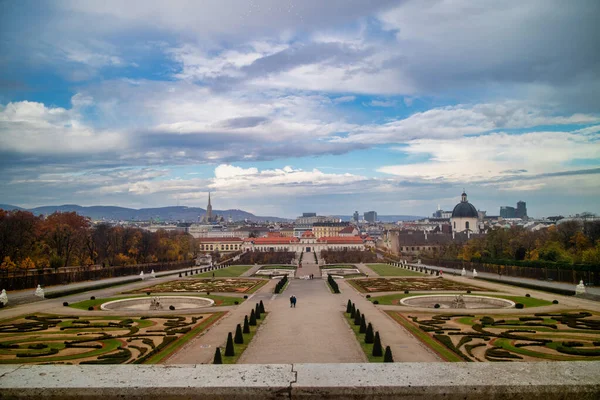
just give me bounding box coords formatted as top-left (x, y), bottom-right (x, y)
top-left (451, 191), bottom-right (479, 233)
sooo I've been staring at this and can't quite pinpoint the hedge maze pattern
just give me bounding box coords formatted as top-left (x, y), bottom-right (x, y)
top-left (129, 278), bottom-right (264, 294)
top-left (350, 277), bottom-right (488, 293)
top-left (0, 313), bottom-right (220, 365)
top-left (404, 311), bottom-right (600, 362)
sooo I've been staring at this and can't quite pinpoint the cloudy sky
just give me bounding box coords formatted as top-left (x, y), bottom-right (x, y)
top-left (1, 0), bottom-right (599, 218)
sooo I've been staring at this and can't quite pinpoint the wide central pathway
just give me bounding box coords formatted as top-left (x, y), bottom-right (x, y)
top-left (238, 255), bottom-right (366, 364)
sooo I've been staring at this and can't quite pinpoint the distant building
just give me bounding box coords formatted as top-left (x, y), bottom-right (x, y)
top-left (241, 230), bottom-right (372, 253)
top-left (353, 211), bottom-right (359, 223)
top-left (500, 201), bottom-right (527, 219)
top-left (516, 201), bottom-right (528, 219)
top-left (312, 222), bottom-right (350, 238)
top-left (364, 211), bottom-right (377, 223)
top-left (198, 237), bottom-right (244, 253)
top-left (204, 192), bottom-right (213, 223)
top-left (388, 229), bottom-right (480, 257)
top-left (451, 191), bottom-right (480, 233)
top-left (294, 215), bottom-right (337, 225)
top-left (432, 205), bottom-right (452, 219)
top-left (500, 206), bottom-right (516, 218)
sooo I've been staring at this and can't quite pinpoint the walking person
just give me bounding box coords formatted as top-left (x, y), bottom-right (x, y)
top-left (291, 295), bottom-right (297, 308)
top-left (290, 295), bottom-right (294, 308)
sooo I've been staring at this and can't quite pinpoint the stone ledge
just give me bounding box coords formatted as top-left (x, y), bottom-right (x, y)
top-left (1, 362), bottom-right (599, 399)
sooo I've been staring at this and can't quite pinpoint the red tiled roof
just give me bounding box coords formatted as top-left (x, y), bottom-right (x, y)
top-left (301, 230), bottom-right (315, 238)
top-left (245, 237), bottom-right (299, 244)
top-left (197, 237), bottom-right (243, 243)
top-left (317, 236), bottom-right (364, 244)
top-left (338, 226), bottom-right (355, 234)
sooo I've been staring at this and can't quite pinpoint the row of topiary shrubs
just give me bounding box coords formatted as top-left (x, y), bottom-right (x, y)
top-left (274, 275), bottom-right (288, 294)
top-left (214, 301), bottom-right (266, 363)
top-left (346, 300), bottom-right (393, 362)
top-left (328, 274), bottom-right (340, 294)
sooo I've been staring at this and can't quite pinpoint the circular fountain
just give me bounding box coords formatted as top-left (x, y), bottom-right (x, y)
top-left (400, 294), bottom-right (514, 309)
top-left (100, 296), bottom-right (214, 311)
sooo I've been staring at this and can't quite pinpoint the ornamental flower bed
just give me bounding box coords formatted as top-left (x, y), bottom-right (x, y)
top-left (129, 278), bottom-right (264, 294)
top-left (0, 313), bottom-right (223, 365)
top-left (388, 311), bottom-right (600, 362)
top-left (351, 278), bottom-right (487, 293)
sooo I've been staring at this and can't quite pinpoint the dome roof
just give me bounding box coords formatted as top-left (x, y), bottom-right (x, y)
top-left (451, 192), bottom-right (478, 218)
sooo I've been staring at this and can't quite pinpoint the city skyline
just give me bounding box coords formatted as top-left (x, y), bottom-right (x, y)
top-left (1, 1), bottom-right (599, 217)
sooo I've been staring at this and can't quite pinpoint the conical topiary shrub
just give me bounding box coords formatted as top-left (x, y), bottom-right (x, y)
top-left (243, 315), bottom-right (250, 333)
top-left (354, 309), bottom-right (361, 326)
top-left (259, 300), bottom-right (265, 313)
top-left (234, 324), bottom-right (244, 344)
top-left (372, 332), bottom-right (383, 357)
top-left (225, 332), bottom-right (235, 356)
top-left (213, 347), bottom-right (222, 364)
top-left (255, 303), bottom-right (261, 319)
top-left (249, 309), bottom-right (257, 326)
top-left (350, 303), bottom-right (356, 319)
top-left (365, 323), bottom-right (374, 344)
top-left (384, 346), bottom-right (393, 362)
top-left (359, 314), bottom-right (366, 333)
top-left (346, 299), bottom-right (352, 314)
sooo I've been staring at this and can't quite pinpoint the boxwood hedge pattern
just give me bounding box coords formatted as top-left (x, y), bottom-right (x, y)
top-left (403, 311), bottom-right (600, 362)
top-left (0, 313), bottom-right (220, 365)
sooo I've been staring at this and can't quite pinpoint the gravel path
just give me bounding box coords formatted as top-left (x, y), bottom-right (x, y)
top-left (238, 257), bottom-right (366, 364)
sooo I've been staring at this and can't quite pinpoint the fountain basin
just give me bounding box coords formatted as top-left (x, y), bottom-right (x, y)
top-left (100, 296), bottom-right (214, 311)
top-left (400, 295), bottom-right (514, 309)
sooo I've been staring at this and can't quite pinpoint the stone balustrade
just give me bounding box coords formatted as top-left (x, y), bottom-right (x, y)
top-left (1, 362), bottom-right (599, 399)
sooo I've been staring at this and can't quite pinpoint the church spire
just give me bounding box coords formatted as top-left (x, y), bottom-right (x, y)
top-left (205, 191), bottom-right (213, 223)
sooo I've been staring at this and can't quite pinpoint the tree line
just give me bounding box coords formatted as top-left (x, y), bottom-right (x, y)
top-left (0, 209), bottom-right (197, 271)
top-left (423, 220), bottom-right (600, 265)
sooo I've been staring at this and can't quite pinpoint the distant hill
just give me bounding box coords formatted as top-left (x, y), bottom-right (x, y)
top-left (0, 204), bottom-right (289, 223)
top-left (0, 204), bottom-right (24, 211)
top-left (335, 215), bottom-right (424, 222)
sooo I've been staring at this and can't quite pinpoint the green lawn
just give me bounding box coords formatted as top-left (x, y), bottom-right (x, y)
top-left (259, 265), bottom-right (296, 270)
top-left (371, 292), bottom-right (552, 308)
top-left (320, 265), bottom-right (356, 269)
top-left (192, 265), bottom-right (253, 277)
top-left (69, 294), bottom-right (244, 310)
top-left (221, 312), bottom-right (267, 364)
top-left (344, 313), bottom-right (384, 362)
top-left (366, 264), bottom-right (424, 277)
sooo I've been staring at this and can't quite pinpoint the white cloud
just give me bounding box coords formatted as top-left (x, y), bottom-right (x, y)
top-left (369, 100), bottom-right (396, 107)
top-left (0, 101), bottom-right (124, 154)
top-left (378, 130), bottom-right (600, 182)
top-left (329, 103), bottom-right (600, 144)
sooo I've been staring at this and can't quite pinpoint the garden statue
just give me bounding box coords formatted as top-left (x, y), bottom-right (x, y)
top-left (140, 271), bottom-right (145, 280)
top-left (149, 297), bottom-right (163, 310)
top-left (34, 284), bottom-right (45, 299)
top-left (461, 268), bottom-right (466, 276)
top-left (451, 294), bottom-right (466, 308)
top-left (472, 269), bottom-right (478, 278)
top-left (151, 269), bottom-right (156, 279)
top-left (0, 289), bottom-right (7, 305)
top-left (576, 280), bottom-right (586, 295)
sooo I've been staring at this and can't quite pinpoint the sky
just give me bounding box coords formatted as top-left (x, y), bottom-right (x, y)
top-left (1, 0), bottom-right (599, 218)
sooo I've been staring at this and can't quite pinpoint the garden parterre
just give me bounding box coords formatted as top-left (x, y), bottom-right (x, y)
top-left (127, 278), bottom-right (266, 294)
top-left (350, 277), bottom-right (488, 293)
top-left (0, 313), bottom-right (223, 365)
top-left (388, 311), bottom-right (600, 362)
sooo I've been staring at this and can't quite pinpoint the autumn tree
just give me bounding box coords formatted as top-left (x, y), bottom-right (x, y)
top-left (0, 210), bottom-right (41, 265)
top-left (42, 212), bottom-right (90, 268)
